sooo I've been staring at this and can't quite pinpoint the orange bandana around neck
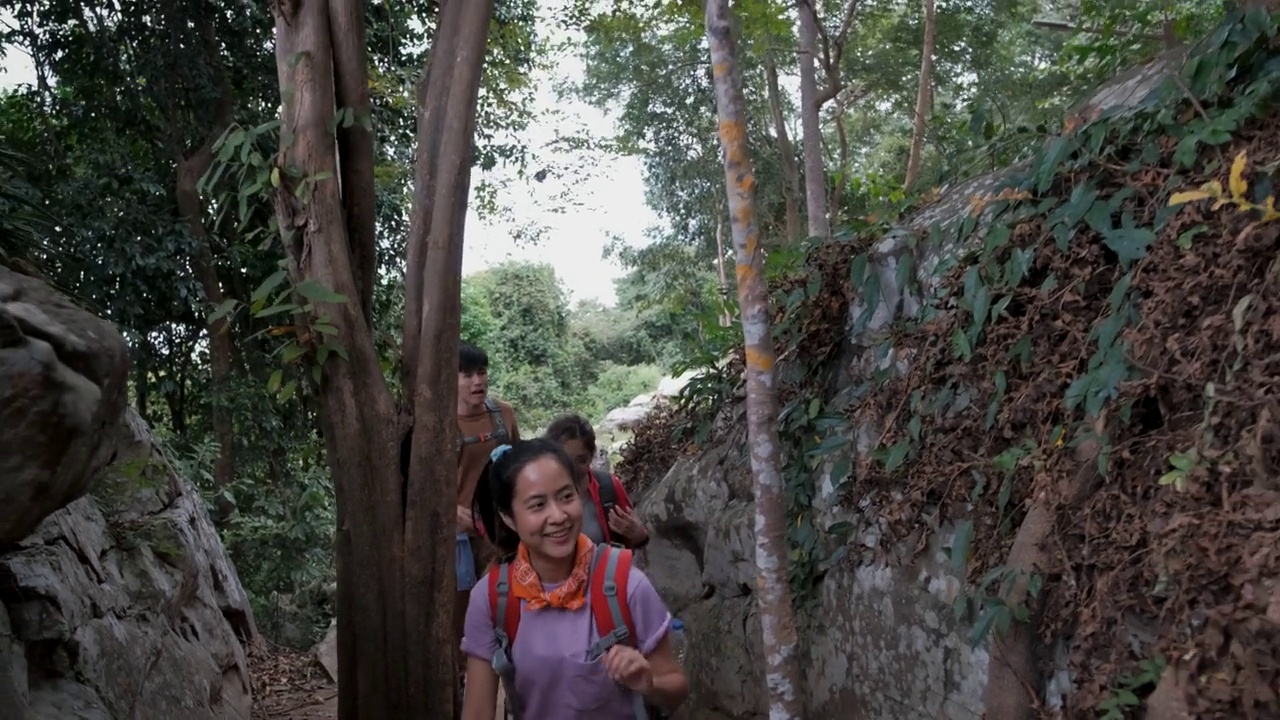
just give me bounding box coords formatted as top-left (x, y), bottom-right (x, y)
top-left (509, 534), bottom-right (594, 611)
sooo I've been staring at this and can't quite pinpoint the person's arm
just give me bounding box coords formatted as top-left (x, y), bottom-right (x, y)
top-left (627, 569), bottom-right (688, 711)
top-left (460, 580), bottom-right (501, 719)
top-left (642, 634), bottom-right (688, 710)
top-left (462, 655), bottom-right (499, 720)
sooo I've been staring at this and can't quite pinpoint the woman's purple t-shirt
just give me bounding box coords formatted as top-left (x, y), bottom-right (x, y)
top-left (462, 565), bottom-right (672, 719)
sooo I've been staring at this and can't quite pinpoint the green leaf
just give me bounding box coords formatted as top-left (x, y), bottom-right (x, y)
top-left (1035, 136), bottom-right (1073, 193)
top-left (208, 299), bottom-right (238, 324)
top-left (278, 380), bottom-right (298, 403)
top-left (251, 270), bottom-right (289, 303)
top-left (970, 603), bottom-right (1003, 647)
top-left (255, 303), bottom-right (300, 318)
top-left (281, 343), bottom-right (307, 363)
top-left (828, 456), bottom-right (852, 487)
top-left (294, 279), bottom-right (348, 304)
top-left (950, 519), bottom-right (974, 573)
top-left (807, 398), bottom-right (820, 419)
top-left (884, 440), bottom-right (910, 474)
top-left (1176, 223), bottom-right (1208, 249)
top-left (951, 326), bottom-right (972, 361)
top-left (1103, 227), bottom-right (1157, 263)
top-left (267, 369), bottom-right (283, 393)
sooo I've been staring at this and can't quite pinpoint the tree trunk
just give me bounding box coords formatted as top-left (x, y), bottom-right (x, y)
top-left (401, 0), bottom-right (495, 717)
top-left (764, 56), bottom-right (802, 244)
top-left (274, 0), bottom-right (494, 717)
top-left (272, 0), bottom-right (407, 717)
top-left (904, 0), bottom-right (936, 189)
top-left (705, 2), bottom-right (806, 718)
top-left (715, 212), bottom-right (732, 327)
top-left (176, 146), bottom-right (236, 520)
top-left (328, 0), bottom-right (378, 323)
top-left (796, 0), bottom-right (830, 240)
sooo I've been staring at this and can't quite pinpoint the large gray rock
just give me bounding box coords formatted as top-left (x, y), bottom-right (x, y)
top-left (0, 409), bottom-right (258, 720)
top-left (0, 267), bottom-right (130, 546)
top-left (634, 50), bottom-right (1185, 719)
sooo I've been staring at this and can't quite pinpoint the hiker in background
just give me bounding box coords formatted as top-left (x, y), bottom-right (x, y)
top-left (545, 414), bottom-right (649, 549)
top-left (455, 342), bottom-right (521, 711)
top-left (462, 439), bottom-right (687, 720)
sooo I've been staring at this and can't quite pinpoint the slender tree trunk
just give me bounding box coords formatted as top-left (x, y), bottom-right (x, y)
top-left (904, 0), bottom-right (936, 189)
top-left (764, 56), bottom-right (802, 244)
top-left (796, 0), bottom-right (830, 240)
top-left (401, 0), bottom-right (495, 717)
top-left (176, 146), bottom-right (237, 519)
top-left (706, 2), bottom-right (806, 717)
top-left (715, 213), bottom-right (732, 327)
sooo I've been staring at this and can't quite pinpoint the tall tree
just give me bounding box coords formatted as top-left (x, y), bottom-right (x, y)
top-left (904, 0), bottom-right (937, 189)
top-left (796, 0), bottom-right (830, 239)
top-left (705, 1), bottom-right (806, 718)
top-left (270, 0), bottom-right (493, 716)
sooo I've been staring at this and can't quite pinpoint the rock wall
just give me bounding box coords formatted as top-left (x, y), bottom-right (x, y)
top-left (0, 267), bottom-right (257, 719)
top-left (634, 51), bottom-right (1184, 719)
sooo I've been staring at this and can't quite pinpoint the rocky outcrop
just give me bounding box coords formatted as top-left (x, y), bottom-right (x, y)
top-left (0, 269), bottom-right (256, 719)
top-left (599, 369), bottom-right (704, 433)
top-left (634, 50), bottom-right (1185, 719)
top-left (0, 267), bottom-right (130, 546)
top-left (1, 410), bottom-right (258, 720)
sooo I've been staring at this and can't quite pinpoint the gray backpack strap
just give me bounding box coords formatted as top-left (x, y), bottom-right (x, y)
top-left (584, 545), bottom-right (649, 720)
top-left (490, 564), bottom-right (524, 719)
top-left (457, 399), bottom-right (511, 452)
top-left (486, 398), bottom-right (509, 444)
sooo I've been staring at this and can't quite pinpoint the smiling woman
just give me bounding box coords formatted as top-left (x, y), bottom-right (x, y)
top-left (464, 439), bottom-right (687, 720)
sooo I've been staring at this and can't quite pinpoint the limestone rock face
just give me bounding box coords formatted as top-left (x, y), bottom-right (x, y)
top-left (0, 410), bottom-right (258, 720)
top-left (0, 267), bottom-right (130, 546)
top-left (0, 270), bottom-right (256, 719)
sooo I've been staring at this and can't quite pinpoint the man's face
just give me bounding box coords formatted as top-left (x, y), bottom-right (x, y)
top-left (458, 367), bottom-right (489, 405)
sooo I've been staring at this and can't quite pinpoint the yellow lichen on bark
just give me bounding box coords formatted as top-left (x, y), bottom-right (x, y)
top-left (744, 346), bottom-right (776, 372)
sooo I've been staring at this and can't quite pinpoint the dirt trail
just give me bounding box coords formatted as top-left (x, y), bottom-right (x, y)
top-left (249, 643), bottom-right (507, 720)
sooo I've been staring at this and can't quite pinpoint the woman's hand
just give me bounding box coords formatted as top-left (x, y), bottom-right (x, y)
top-left (602, 645), bottom-right (653, 694)
top-left (607, 506), bottom-right (647, 544)
top-left (456, 505), bottom-right (476, 534)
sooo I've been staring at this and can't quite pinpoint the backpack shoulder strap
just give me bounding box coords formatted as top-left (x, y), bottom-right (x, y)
top-left (457, 399), bottom-right (510, 453)
top-left (486, 398), bottom-right (509, 442)
top-left (587, 544), bottom-right (637, 655)
top-left (592, 469), bottom-right (619, 511)
top-left (488, 563), bottom-right (525, 717)
top-left (488, 563), bottom-right (521, 646)
top-left (585, 544), bottom-right (648, 720)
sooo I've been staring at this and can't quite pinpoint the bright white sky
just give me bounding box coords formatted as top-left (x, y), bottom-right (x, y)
top-left (0, 1), bottom-right (657, 307)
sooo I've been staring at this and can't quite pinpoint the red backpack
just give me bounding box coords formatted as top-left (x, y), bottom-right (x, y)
top-left (487, 543), bottom-right (647, 719)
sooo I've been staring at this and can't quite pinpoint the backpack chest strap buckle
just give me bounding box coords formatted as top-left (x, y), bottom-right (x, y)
top-left (585, 625), bottom-right (631, 662)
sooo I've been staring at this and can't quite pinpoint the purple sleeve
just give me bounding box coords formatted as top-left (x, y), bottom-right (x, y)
top-left (461, 575), bottom-right (499, 660)
top-left (626, 568), bottom-right (672, 655)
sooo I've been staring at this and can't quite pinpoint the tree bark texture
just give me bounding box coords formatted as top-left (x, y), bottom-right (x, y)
top-left (796, 0), bottom-right (830, 240)
top-left (705, 2), bottom-right (806, 718)
top-left (401, 0), bottom-right (495, 716)
top-left (904, 0), bottom-right (936, 189)
top-left (271, 0), bottom-right (458, 716)
top-left (763, 56), bottom-right (802, 244)
top-left (328, 0), bottom-right (378, 323)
